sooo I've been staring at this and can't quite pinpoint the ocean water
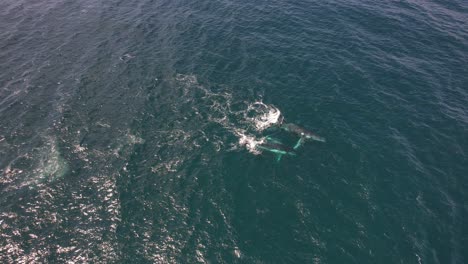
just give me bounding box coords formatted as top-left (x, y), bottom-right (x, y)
top-left (1, 0), bottom-right (467, 263)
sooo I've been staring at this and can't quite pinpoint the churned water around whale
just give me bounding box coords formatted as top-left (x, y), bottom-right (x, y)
top-left (1, 0), bottom-right (467, 263)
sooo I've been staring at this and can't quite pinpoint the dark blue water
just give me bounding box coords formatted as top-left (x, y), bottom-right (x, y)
top-left (1, 0), bottom-right (467, 263)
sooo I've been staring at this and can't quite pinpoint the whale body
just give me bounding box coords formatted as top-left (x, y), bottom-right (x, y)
top-left (256, 139), bottom-right (296, 162)
top-left (280, 123), bottom-right (326, 143)
top-left (256, 141), bottom-right (296, 156)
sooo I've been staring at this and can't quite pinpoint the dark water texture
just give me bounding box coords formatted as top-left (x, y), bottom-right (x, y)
top-left (1, 0), bottom-right (467, 263)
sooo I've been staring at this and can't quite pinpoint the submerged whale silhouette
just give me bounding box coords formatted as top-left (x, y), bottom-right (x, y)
top-left (256, 141), bottom-right (296, 156)
top-left (256, 139), bottom-right (296, 162)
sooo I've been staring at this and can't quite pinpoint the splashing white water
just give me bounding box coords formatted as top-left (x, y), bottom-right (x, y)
top-left (236, 102), bottom-right (282, 154)
top-left (174, 74), bottom-right (282, 154)
top-left (246, 101), bottom-right (282, 131)
top-left (235, 130), bottom-right (264, 155)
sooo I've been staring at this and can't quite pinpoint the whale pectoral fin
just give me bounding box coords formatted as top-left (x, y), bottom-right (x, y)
top-left (293, 137), bottom-right (304, 150)
top-left (276, 154), bottom-right (283, 162)
top-left (266, 136), bottom-right (283, 144)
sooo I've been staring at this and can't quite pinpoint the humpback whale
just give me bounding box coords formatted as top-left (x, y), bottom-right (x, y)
top-left (256, 140), bottom-right (296, 162)
top-left (280, 123), bottom-right (326, 143)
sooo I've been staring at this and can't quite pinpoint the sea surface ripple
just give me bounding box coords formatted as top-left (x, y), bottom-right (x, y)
top-left (1, 0), bottom-right (467, 263)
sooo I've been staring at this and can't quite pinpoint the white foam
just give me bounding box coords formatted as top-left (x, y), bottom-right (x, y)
top-left (235, 129), bottom-right (264, 155)
top-left (175, 74), bottom-right (198, 85)
top-left (174, 74), bottom-right (282, 155)
top-left (248, 101), bottom-right (281, 131)
top-left (31, 137), bottom-right (69, 185)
